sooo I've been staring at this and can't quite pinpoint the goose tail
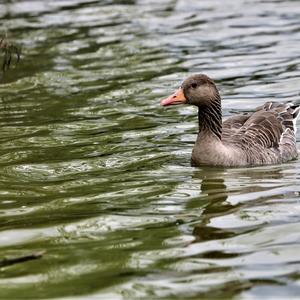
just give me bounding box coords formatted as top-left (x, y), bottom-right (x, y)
top-left (290, 104), bottom-right (300, 134)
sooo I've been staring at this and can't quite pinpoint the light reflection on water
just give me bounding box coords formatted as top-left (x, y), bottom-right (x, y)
top-left (0, 0), bottom-right (300, 299)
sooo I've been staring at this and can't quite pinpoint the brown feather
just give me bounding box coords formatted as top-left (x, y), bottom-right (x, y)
top-left (166, 74), bottom-right (300, 167)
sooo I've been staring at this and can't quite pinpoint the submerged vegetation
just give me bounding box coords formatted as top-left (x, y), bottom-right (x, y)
top-left (0, 36), bottom-right (21, 72)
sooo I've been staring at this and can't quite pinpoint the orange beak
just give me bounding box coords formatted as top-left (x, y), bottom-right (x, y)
top-left (160, 88), bottom-right (187, 106)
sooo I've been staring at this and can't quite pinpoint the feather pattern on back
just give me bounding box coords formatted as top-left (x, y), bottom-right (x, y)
top-left (221, 102), bottom-right (300, 165)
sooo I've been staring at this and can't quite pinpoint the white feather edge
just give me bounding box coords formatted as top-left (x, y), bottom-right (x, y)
top-left (291, 104), bottom-right (300, 135)
top-left (279, 128), bottom-right (289, 144)
top-left (278, 103), bottom-right (300, 144)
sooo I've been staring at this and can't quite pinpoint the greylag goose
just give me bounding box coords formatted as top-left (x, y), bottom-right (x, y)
top-left (161, 74), bottom-right (300, 167)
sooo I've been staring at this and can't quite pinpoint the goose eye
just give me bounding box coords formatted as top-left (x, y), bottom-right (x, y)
top-left (191, 83), bottom-right (197, 89)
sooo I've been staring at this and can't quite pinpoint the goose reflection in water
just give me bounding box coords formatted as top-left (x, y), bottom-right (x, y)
top-left (189, 165), bottom-right (291, 244)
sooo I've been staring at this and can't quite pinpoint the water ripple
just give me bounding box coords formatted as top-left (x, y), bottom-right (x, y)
top-left (0, 0), bottom-right (300, 299)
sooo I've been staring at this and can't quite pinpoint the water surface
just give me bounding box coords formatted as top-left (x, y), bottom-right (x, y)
top-left (0, 0), bottom-right (300, 299)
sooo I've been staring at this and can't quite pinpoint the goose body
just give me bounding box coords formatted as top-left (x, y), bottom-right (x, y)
top-left (161, 74), bottom-right (300, 167)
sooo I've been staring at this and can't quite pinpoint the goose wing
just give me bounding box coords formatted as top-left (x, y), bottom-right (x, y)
top-left (225, 102), bottom-right (300, 150)
top-left (222, 113), bottom-right (251, 139)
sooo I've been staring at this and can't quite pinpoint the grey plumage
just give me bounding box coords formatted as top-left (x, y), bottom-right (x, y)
top-left (219, 102), bottom-right (300, 166)
top-left (161, 74), bottom-right (300, 167)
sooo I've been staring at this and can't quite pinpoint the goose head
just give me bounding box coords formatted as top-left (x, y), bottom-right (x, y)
top-left (161, 74), bottom-right (219, 107)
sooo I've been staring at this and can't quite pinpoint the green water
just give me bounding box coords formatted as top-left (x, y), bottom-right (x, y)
top-left (1, 0), bottom-right (300, 299)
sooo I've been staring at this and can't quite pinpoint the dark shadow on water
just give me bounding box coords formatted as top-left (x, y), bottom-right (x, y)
top-left (188, 164), bottom-right (289, 243)
top-left (188, 168), bottom-right (236, 242)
